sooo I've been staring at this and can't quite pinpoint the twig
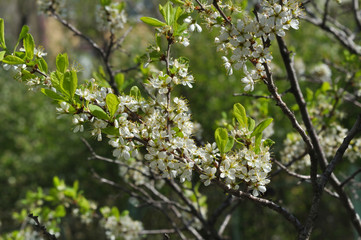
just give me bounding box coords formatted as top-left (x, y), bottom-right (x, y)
top-left (270, 150), bottom-right (308, 178)
top-left (218, 213), bottom-right (231, 236)
top-left (81, 138), bottom-right (151, 178)
top-left (213, 0), bottom-right (232, 26)
top-left (274, 159), bottom-right (315, 181)
top-left (302, 14), bottom-right (361, 56)
top-left (353, 0), bottom-right (361, 31)
top-left (194, 0), bottom-right (206, 11)
top-left (214, 180), bottom-right (303, 232)
top-left (320, 114), bottom-right (361, 189)
top-left (139, 229), bottom-right (176, 235)
top-left (322, 0), bottom-right (331, 26)
top-left (341, 168), bottom-right (361, 188)
top-left (28, 213), bottom-right (58, 240)
top-left (49, 10), bottom-right (119, 94)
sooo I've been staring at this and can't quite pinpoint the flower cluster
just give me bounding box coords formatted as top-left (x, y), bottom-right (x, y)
top-left (100, 208), bottom-right (143, 240)
top-left (281, 123), bottom-right (361, 171)
top-left (96, 2), bottom-right (127, 33)
top-left (36, 0), bottom-right (66, 16)
top-left (198, 0), bottom-right (302, 91)
top-left (2, 1), bottom-right (275, 198)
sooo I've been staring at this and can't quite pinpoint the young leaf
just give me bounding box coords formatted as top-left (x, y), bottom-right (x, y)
top-left (56, 53), bottom-right (69, 73)
top-left (37, 57), bottom-right (48, 73)
top-left (140, 17), bottom-right (167, 27)
top-left (0, 51), bottom-right (5, 61)
top-left (50, 71), bottom-right (62, 90)
top-left (215, 128), bottom-right (228, 155)
top-left (54, 205), bottom-right (66, 218)
top-left (2, 55), bottom-right (25, 65)
top-left (251, 118), bottom-right (273, 138)
top-left (89, 104), bottom-right (110, 120)
top-left (263, 139), bottom-right (275, 148)
top-left (102, 126), bottom-right (119, 135)
top-left (14, 25), bottom-right (29, 52)
top-left (41, 88), bottom-right (66, 101)
top-left (114, 73), bottom-right (124, 91)
top-left (254, 133), bottom-right (263, 154)
top-left (224, 136), bottom-right (234, 153)
top-left (100, 0), bottom-right (111, 6)
top-left (160, 2), bottom-right (175, 26)
top-left (321, 81), bottom-right (331, 92)
top-left (62, 70), bottom-right (78, 99)
top-left (170, 0), bottom-right (185, 5)
top-left (106, 93), bottom-right (120, 117)
top-left (0, 18), bottom-right (5, 49)
top-left (24, 33), bottom-right (35, 60)
top-left (247, 117), bottom-right (255, 132)
top-left (130, 86), bottom-right (141, 100)
top-left (53, 176), bottom-right (60, 187)
top-left (233, 103), bottom-right (247, 128)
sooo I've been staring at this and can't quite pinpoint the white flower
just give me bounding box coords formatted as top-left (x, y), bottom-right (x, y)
top-left (241, 75), bottom-right (255, 92)
top-left (184, 16), bottom-right (202, 32)
top-left (200, 167), bottom-right (217, 186)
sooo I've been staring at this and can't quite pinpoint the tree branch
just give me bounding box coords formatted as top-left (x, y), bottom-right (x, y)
top-left (214, 180), bottom-right (303, 232)
top-left (28, 213), bottom-right (58, 240)
top-left (341, 168), bottom-right (361, 188)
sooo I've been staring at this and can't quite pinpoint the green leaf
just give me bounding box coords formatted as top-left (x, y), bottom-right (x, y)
top-left (247, 117), bottom-right (255, 132)
top-left (130, 86), bottom-right (141, 100)
top-left (24, 33), bottom-right (35, 60)
top-left (233, 103), bottom-right (247, 128)
top-left (54, 205), bottom-right (66, 217)
top-left (140, 17), bottom-right (167, 27)
top-left (41, 88), bottom-right (66, 101)
top-left (224, 136), bottom-right (234, 153)
top-left (50, 71), bottom-right (62, 90)
top-left (0, 50), bottom-right (5, 61)
top-left (37, 57), bottom-right (48, 73)
top-left (254, 133), bottom-right (262, 154)
top-left (321, 81), bottom-right (331, 92)
top-left (160, 2), bottom-right (175, 26)
top-left (215, 128), bottom-right (228, 155)
top-left (73, 180), bottom-right (79, 192)
top-left (89, 104), bottom-right (109, 120)
top-left (0, 18), bottom-right (5, 49)
top-left (306, 88), bottom-right (313, 102)
top-left (14, 25), bottom-right (29, 52)
top-left (106, 93), bottom-right (120, 117)
top-left (251, 118), bottom-right (273, 138)
top-left (102, 126), bottom-right (119, 135)
top-left (156, 35), bottom-right (162, 48)
top-left (263, 139), bottom-right (275, 148)
top-left (56, 53), bottom-right (69, 73)
top-left (62, 70), bottom-right (78, 99)
top-left (170, 0), bottom-right (185, 5)
top-left (120, 209), bottom-right (129, 217)
top-left (114, 73), bottom-right (124, 91)
top-left (2, 55), bottom-right (25, 65)
top-left (53, 176), bottom-right (60, 187)
top-left (112, 207), bottom-right (121, 218)
top-left (100, 0), bottom-right (111, 6)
